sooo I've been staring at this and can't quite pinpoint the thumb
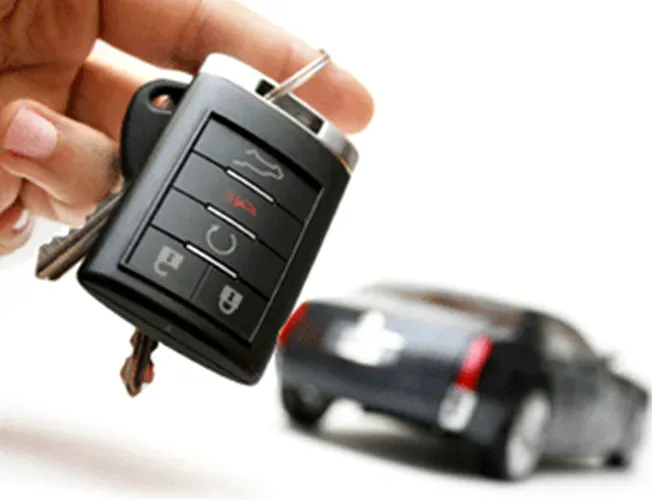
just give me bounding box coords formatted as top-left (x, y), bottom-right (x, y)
top-left (0, 100), bottom-right (121, 225)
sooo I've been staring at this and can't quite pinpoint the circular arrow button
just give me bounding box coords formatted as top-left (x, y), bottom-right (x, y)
top-left (205, 224), bottom-right (238, 256)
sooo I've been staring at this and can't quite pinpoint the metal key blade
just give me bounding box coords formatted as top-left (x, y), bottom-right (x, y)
top-left (120, 329), bottom-right (159, 397)
top-left (36, 193), bottom-right (123, 281)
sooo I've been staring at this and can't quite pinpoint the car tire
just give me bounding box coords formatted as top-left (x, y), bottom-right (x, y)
top-left (605, 403), bottom-right (647, 468)
top-left (281, 385), bottom-right (333, 429)
top-left (480, 390), bottom-right (552, 482)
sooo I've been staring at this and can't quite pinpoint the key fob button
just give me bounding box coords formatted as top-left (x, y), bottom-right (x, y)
top-left (152, 189), bottom-right (284, 297)
top-left (194, 120), bottom-right (317, 220)
top-left (192, 267), bottom-right (266, 343)
top-left (127, 228), bottom-right (207, 299)
top-left (174, 154), bottom-right (302, 258)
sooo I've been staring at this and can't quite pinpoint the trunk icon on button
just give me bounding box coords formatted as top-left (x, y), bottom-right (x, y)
top-left (233, 149), bottom-right (284, 181)
top-left (219, 285), bottom-right (244, 315)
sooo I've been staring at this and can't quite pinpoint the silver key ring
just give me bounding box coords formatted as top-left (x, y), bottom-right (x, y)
top-left (199, 50), bottom-right (358, 170)
top-left (263, 50), bottom-right (331, 102)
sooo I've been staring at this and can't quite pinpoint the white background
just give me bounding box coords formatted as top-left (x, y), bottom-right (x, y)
top-left (1, 0), bottom-right (651, 498)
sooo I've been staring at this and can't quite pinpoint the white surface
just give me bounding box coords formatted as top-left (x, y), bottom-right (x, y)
top-left (2, 0), bottom-right (652, 498)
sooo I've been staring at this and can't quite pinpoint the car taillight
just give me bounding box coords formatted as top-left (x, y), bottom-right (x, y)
top-left (277, 303), bottom-right (309, 347)
top-left (438, 335), bottom-right (493, 433)
top-left (454, 336), bottom-right (493, 391)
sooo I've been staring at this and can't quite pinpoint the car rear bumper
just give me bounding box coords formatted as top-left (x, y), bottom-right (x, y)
top-left (277, 352), bottom-right (477, 433)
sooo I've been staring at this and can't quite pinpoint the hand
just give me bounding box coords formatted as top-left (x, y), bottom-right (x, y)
top-left (0, 0), bottom-right (374, 256)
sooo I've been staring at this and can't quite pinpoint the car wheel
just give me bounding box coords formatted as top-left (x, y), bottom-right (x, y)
top-left (281, 385), bottom-right (333, 429)
top-left (481, 390), bottom-right (551, 481)
top-left (605, 404), bottom-right (647, 468)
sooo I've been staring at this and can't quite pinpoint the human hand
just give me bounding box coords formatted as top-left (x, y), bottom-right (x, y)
top-left (0, 0), bottom-right (374, 256)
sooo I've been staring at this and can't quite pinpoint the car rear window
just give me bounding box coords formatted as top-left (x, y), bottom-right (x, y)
top-left (357, 285), bottom-right (523, 339)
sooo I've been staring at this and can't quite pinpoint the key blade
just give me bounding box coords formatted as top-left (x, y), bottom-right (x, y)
top-left (37, 228), bottom-right (104, 281)
top-left (120, 330), bottom-right (159, 397)
top-left (36, 193), bottom-right (123, 280)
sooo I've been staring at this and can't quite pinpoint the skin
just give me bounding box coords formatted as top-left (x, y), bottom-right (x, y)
top-left (0, 0), bottom-right (374, 256)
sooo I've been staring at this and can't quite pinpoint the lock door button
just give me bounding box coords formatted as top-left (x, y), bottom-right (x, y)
top-left (192, 267), bottom-right (267, 343)
top-left (127, 228), bottom-right (207, 300)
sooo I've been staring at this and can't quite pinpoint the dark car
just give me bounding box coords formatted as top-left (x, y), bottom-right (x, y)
top-left (275, 283), bottom-right (648, 481)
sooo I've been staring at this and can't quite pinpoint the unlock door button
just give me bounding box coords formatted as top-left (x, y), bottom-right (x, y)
top-left (193, 267), bottom-right (266, 343)
top-left (128, 228), bottom-right (207, 300)
top-left (154, 245), bottom-right (185, 276)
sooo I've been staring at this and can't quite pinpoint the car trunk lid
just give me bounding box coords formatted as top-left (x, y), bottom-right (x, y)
top-left (280, 294), bottom-right (498, 397)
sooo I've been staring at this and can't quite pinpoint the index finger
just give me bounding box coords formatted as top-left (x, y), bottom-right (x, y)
top-left (99, 0), bottom-right (374, 134)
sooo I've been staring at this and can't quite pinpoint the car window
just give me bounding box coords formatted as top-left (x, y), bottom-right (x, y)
top-left (542, 317), bottom-right (595, 361)
top-left (357, 284), bottom-right (523, 338)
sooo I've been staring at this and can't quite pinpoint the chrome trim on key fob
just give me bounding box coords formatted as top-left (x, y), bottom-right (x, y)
top-left (198, 53), bottom-right (358, 172)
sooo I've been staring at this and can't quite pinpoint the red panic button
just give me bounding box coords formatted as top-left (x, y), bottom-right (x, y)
top-left (174, 154), bottom-right (302, 258)
top-left (225, 189), bottom-right (257, 217)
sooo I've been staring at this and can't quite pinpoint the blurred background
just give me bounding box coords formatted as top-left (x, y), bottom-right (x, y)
top-left (1, 0), bottom-right (651, 498)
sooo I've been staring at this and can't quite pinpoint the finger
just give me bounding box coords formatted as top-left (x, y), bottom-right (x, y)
top-left (0, 100), bottom-right (121, 216)
top-left (68, 55), bottom-right (148, 141)
top-left (18, 182), bottom-right (57, 221)
top-left (0, 200), bottom-right (35, 256)
top-left (100, 0), bottom-right (374, 133)
top-left (0, 167), bottom-right (22, 213)
top-left (18, 182), bottom-right (93, 227)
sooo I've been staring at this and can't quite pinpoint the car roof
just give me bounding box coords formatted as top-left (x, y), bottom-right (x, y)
top-left (310, 283), bottom-right (598, 346)
top-left (317, 282), bottom-right (529, 331)
top-left (357, 282), bottom-right (529, 315)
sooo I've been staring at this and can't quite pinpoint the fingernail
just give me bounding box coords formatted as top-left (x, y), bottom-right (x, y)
top-left (4, 108), bottom-right (59, 159)
top-left (12, 209), bottom-right (31, 230)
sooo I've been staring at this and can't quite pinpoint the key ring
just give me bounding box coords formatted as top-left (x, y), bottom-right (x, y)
top-left (263, 50), bottom-right (331, 102)
top-left (198, 50), bottom-right (358, 169)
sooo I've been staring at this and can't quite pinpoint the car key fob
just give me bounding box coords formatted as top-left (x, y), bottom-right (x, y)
top-left (77, 53), bottom-right (358, 385)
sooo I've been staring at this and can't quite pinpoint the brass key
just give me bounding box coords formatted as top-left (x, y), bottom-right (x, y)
top-left (35, 192), bottom-right (159, 396)
top-left (120, 330), bottom-right (159, 397)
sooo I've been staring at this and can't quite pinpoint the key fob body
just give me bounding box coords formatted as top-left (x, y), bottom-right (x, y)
top-left (77, 55), bottom-right (357, 385)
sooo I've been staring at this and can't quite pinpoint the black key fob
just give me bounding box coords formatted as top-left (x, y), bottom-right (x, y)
top-left (77, 54), bottom-right (358, 385)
